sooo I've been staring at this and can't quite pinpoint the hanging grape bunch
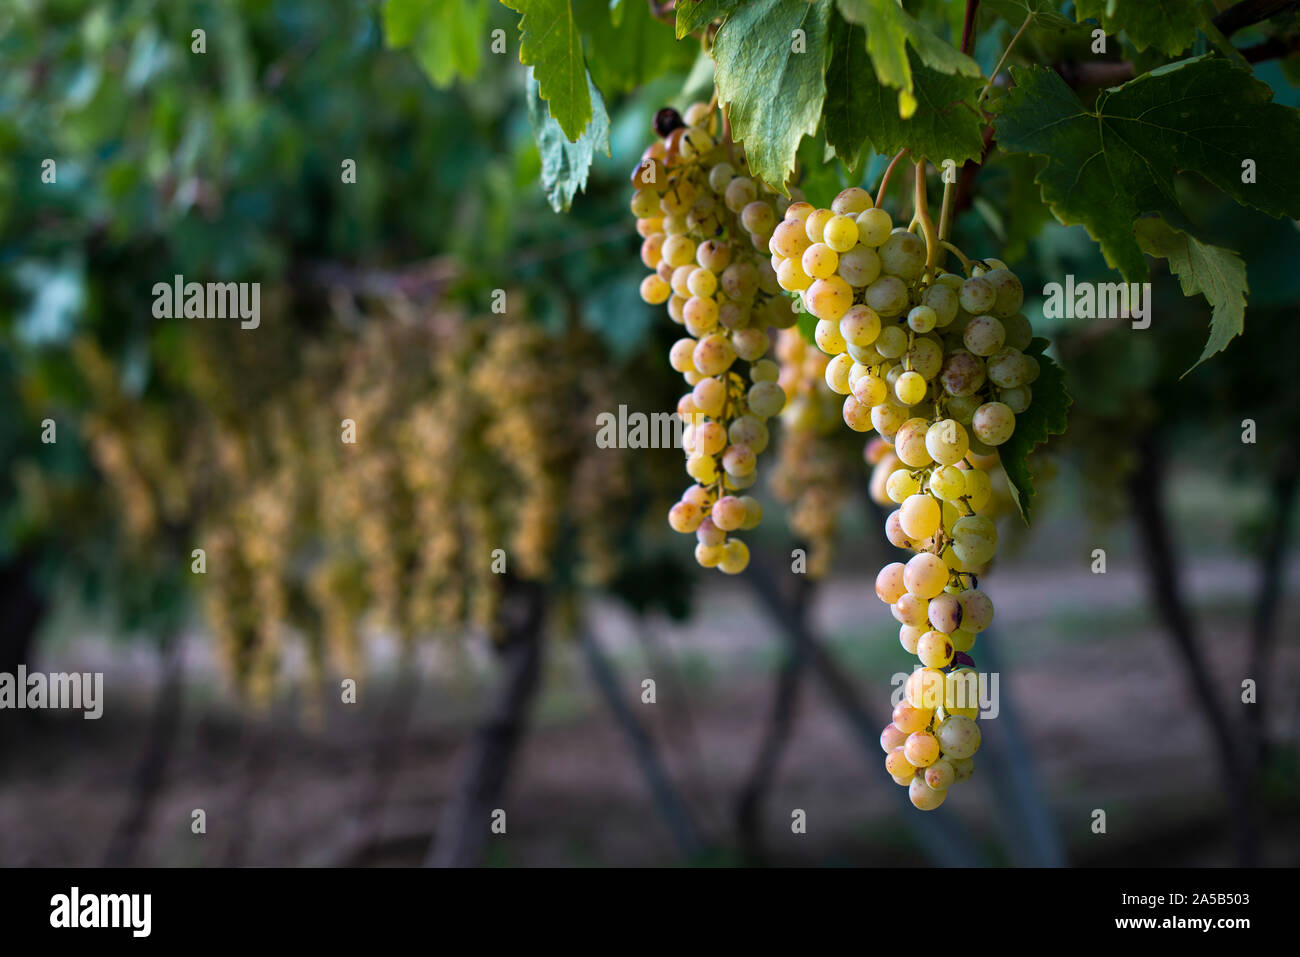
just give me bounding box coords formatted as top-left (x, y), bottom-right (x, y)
top-left (768, 157), bottom-right (1040, 810)
top-left (634, 101), bottom-right (800, 575)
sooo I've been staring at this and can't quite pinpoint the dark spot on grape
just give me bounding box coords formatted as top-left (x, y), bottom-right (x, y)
top-left (654, 107), bottom-right (685, 138)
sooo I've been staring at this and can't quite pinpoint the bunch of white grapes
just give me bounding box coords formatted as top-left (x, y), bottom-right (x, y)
top-left (635, 102), bottom-right (798, 574)
top-left (769, 186), bottom-right (1040, 809)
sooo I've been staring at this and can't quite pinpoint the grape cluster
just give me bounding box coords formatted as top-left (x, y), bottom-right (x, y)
top-left (634, 102), bottom-right (798, 574)
top-left (769, 185), bottom-right (1042, 809)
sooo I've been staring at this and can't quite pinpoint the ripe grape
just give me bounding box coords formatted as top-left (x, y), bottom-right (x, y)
top-left (936, 715), bottom-right (981, 759)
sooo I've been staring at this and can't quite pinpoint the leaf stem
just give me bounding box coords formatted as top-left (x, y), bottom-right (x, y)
top-left (960, 0), bottom-right (980, 56)
top-left (979, 14), bottom-right (1031, 105)
top-left (941, 241), bottom-right (974, 273)
top-left (875, 149), bottom-right (909, 209)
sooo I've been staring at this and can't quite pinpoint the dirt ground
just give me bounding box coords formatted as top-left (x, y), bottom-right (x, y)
top-left (3, 547), bottom-right (1297, 868)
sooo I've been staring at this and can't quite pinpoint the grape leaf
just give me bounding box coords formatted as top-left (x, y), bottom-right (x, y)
top-left (382, 0), bottom-right (489, 88)
top-left (836, 0), bottom-right (980, 118)
top-left (998, 338), bottom-right (1070, 526)
top-left (1072, 0), bottom-right (1201, 55)
top-left (825, 42), bottom-right (984, 165)
top-left (713, 0), bottom-right (832, 192)
top-left (676, 0), bottom-right (748, 38)
top-left (579, 0), bottom-right (694, 95)
top-left (824, 17), bottom-right (873, 168)
top-left (1134, 217), bottom-right (1248, 374)
top-left (503, 0), bottom-right (592, 141)
top-left (526, 67), bottom-right (610, 211)
top-left (994, 58), bottom-right (1300, 282)
top-left (981, 0), bottom-right (1090, 36)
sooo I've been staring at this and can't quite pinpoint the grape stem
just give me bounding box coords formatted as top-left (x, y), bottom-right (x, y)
top-left (874, 149), bottom-right (909, 209)
top-left (978, 13), bottom-right (1032, 106)
top-left (914, 160), bottom-right (940, 273)
top-left (940, 241), bottom-right (973, 274)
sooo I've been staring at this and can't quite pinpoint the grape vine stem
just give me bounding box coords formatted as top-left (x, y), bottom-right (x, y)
top-left (875, 149), bottom-right (909, 209)
top-left (978, 13), bottom-right (1031, 106)
top-left (914, 160), bottom-right (940, 272)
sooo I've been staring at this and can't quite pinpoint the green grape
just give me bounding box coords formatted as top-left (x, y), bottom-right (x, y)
top-left (692, 333), bottom-right (734, 376)
top-left (907, 305), bottom-right (937, 333)
top-left (806, 276), bottom-right (853, 321)
top-left (815, 317), bottom-right (847, 355)
top-left (958, 589), bottom-right (994, 632)
top-left (804, 207), bottom-right (835, 243)
top-left (904, 730), bottom-right (941, 767)
top-left (865, 275), bottom-right (910, 316)
top-left (668, 501), bottom-right (702, 533)
top-left (852, 372), bottom-right (887, 407)
top-left (749, 360), bottom-right (779, 383)
top-left (721, 261), bottom-right (759, 301)
top-left (917, 630), bottom-right (955, 668)
top-left (904, 336), bottom-right (944, 380)
top-left (892, 593), bottom-right (930, 627)
top-left (906, 667), bottom-right (946, 710)
top-left (729, 415), bottom-right (768, 451)
top-left (837, 246), bottom-right (882, 287)
top-left (881, 722), bottom-right (909, 752)
top-left (895, 370), bottom-right (927, 406)
top-left (950, 756), bottom-right (974, 782)
top-left (870, 399), bottom-right (909, 439)
top-left (875, 561), bottom-right (907, 603)
top-left (741, 200), bottom-right (775, 237)
top-left (724, 177), bottom-right (757, 213)
top-left (922, 283), bottom-right (959, 326)
top-left (842, 394), bottom-right (873, 432)
top-left (722, 444), bottom-right (756, 477)
top-left (661, 234), bottom-right (696, 268)
top-left (986, 347), bottom-right (1031, 388)
top-left (961, 467), bottom-right (992, 511)
top-left (640, 274), bottom-right (671, 304)
top-left (1002, 312), bottom-right (1033, 351)
top-left (925, 759), bottom-right (955, 790)
top-left (929, 464), bottom-right (966, 501)
top-left (925, 418), bottom-right (970, 466)
top-left (747, 381), bottom-right (786, 418)
top-left (695, 542), bottom-right (724, 567)
top-left (833, 187), bottom-right (873, 215)
top-left (824, 352), bottom-right (854, 394)
top-left (963, 315), bottom-right (1006, 357)
top-left (802, 242), bottom-right (838, 280)
top-left (899, 623), bottom-right (925, 654)
top-left (936, 715), bottom-right (981, 759)
top-left (927, 592), bottom-right (963, 633)
top-left (707, 162), bottom-right (735, 193)
top-left (739, 495), bottom-right (762, 530)
top-left (855, 207), bottom-right (893, 246)
top-left (840, 305), bottom-right (882, 347)
top-left (885, 746), bottom-right (915, 778)
top-left (886, 468), bottom-right (921, 504)
top-left (909, 776), bottom-right (947, 809)
top-left (687, 266), bottom-right (718, 298)
top-left (732, 327), bottom-right (768, 362)
top-left (884, 509), bottom-right (912, 549)
top-left (1000, 385), bottom-right (1032, 414)
top-left (874, 323), bottom-right (909, 359)
top-left (944, 668), bottom-right (981, 719)
top-left (983, 268), bottom-right (1024, 318)
top-left (771, 220), bottom-right (811, 259)
top-left (959, 276), bottom-right (996, 314)
top-left (904, 551), bottom-right (949, 599)
top-left (950, 628), bottom-right (975, 653)
top-left (718, 538), bottom-right (750, 574)
top-left (971, 400), bottom-right (1015, 446)
top-left (694, 421), bottom-right (727, 456)
top-left (777, 258), bottom-right (812, 291)
top-left (939, 350), bottom-right (986, 397)
top-left (693, 376), bottom-right (726, 417)
top-left (894, 418), bottom-right (933, 468)
top-left (879, 231), bottom-right (927, 280)
top-left (823, 213), bottom-right (859, 252)
top-left (892, 701), bottom-right (933, 733)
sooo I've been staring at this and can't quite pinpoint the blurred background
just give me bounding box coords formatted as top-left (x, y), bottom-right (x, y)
top-left (1, 0), bottom-right (1297, 867)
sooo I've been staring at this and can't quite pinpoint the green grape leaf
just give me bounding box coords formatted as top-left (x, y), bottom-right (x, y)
top-left (382, 0), bottom-right (489, 88)
top-left (998, 338), bottom-right (1071, 526)
top-left (580, 0), bottom-right (694, 94)
top-left (503, 0), bottom-right (592, 141)
top-left (1072, 0), bottom-right (1201, 55)
top-left (676, 0), bottom-right (748, 38)
top-left (994, 58), bottom-right (1300, 282)
top-left (526, 67), bottom-right (610, 211)
top-left (826, 46), bottom-right (984, 165)
top-left (713, 0), bottom-right (832, 192)
top-left (824, 16), bottom-right (873, 168)
top-left (982, 0), bottom-right (1091, 35)
top-left (1135, 217), bottom-right (1249, 374)
top-left (836, 0), bottom-right (980, 117)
